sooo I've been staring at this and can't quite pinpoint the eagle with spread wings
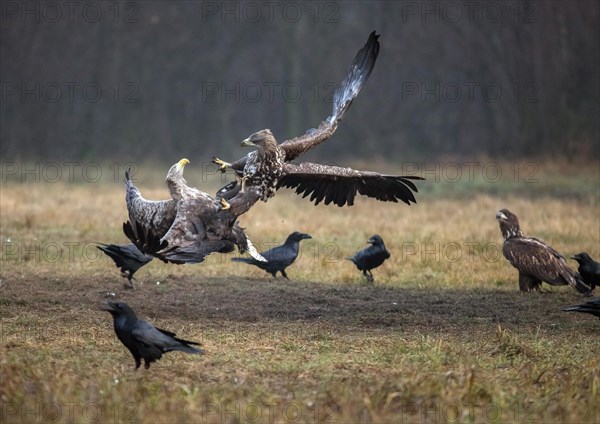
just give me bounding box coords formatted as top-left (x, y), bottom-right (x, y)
top-left (212, 31), bottom-right (423, 216)
top-left (496, 209), bottom-right (591, 294)
top-left (123, 158), bottom-right (264, 264)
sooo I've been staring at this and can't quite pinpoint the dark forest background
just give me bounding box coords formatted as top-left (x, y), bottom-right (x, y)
top-left (1, 0), bottom-right (598, 163)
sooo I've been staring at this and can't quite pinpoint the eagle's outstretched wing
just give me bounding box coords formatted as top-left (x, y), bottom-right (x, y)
top-left (123, 170), bottom-right (174, 257)
top-left (218, 31), bottom-right (381, 175)
top-left (278, 162), bottom-right (423, 207)
top-left (279, 31), bottom-right (380, 161)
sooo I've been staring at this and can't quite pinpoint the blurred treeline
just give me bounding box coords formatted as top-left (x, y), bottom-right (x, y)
top-left (1, 0), bottom-right (598, 162)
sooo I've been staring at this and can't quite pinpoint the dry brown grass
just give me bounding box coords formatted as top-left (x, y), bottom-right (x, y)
top-left (1, 160), bottom-right (599, 423)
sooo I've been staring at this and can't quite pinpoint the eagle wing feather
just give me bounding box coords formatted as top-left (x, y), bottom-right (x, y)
top-left (503, 236), bottom-right (590, 293)
top-left (278, 162), bottom-right (422, 207)
top-left (280, 31), bottom-right (380, 161)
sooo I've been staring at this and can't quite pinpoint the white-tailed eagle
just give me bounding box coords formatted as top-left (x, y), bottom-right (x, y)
top-left (212, 31), bottom-right (423, 216)
top-left (123, 159), bottom-right (264, 264)
top-left (496, 209), bottom-right (591, 294)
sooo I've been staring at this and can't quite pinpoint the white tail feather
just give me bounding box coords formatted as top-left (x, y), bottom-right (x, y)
top-left (246, 237), bottom-right (267, 262)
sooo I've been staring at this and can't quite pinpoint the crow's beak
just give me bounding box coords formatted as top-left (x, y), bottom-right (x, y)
top-left (302, 234), bottom-right (313, 240)
top-left (99, 300), bottom-right (116, 312)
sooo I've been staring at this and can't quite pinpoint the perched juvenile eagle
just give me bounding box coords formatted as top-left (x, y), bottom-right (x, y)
top-left (231, 231), bottom-right (312, 279)
top-left (123, 159), bottom-right (264, 264)
top-left (563, 298), bottom-right (600, 320)
top-left (496, 209), bottom-right (591, 294)
top-left (347, 234), bottom-right (390, 283)
top-left (213, 31), bottom-right (423, 215)
top-left (571, 252), bottom-right (600, 291)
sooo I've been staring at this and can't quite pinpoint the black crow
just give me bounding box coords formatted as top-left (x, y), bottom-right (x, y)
top-left (347, 234), bottom-right (390, 283)
top-left (571, 252), bottom-right (599, 291)
top-left (97, 243), bottom-right (153, 288)
top-left (563, 298), bottom-right (600, 320)
top-left (101, 301), bottom-right (203, 369)
top-left (496, 209), bottom-right (591, 294)
top-left (231, 231), bottom-right (312, 279)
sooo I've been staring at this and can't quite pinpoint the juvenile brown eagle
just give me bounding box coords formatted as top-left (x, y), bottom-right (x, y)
top-left (123, 159), bottom-right (264, 264)
top-left (213, 31), bottom-right (423, 215)
top-left (496, 209), bottom-right (591, 294)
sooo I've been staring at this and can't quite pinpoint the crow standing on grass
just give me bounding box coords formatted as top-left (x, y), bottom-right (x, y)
top-left (97, 243), bottom-right (153, 288)
top-left (495, 209), bottom-right (591, 294)
top-left (231, 232), bottom-right (312, 279)
top-left (347, 234), bottom-right (390, 283)
top-left (571, 252), bottom-right (600, 291)
top-left (101, 301), bottom-right (203, 369)
top-left (563, 298), bottom-right (600, 320)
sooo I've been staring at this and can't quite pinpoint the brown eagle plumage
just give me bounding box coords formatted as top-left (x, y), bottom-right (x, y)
top-left (123, 159), bottom-right (264, 264)
top-left (213, 31), bottom-right (423, 216)
top-left (496, 209), bottom-right (591, 294)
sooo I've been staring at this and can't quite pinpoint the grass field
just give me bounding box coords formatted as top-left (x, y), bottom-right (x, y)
top-left (1, 160), bottom-right (599, 423)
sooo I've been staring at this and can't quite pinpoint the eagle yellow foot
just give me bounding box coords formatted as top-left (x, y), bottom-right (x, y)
top-left (240, 176), bottom-right (249, 193)
top-left (212, 157), bottom-right (230, 173)
top-left (219, 198), bottom-right (231, 210)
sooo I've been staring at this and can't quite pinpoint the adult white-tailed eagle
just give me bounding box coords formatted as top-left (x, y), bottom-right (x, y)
top-left (123, 159), bottom-right (264, 264)
top-left (212, 31), bottom-right (423, 216)
top-left (496, 209), bottom-right (591, 294)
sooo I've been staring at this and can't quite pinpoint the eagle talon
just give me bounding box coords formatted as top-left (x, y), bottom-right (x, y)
top-left (241, 176), bottom-right (249, 193)
top-left (219, 198), bottom-right (231, 210)
top-left (212, 157), bottom-right (230, 173)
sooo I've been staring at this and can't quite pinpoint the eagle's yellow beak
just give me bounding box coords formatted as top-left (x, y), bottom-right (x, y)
top-left (178, 158), bottom-right (190, 167)
top-left (241, 138), bottom-right (256, 147)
